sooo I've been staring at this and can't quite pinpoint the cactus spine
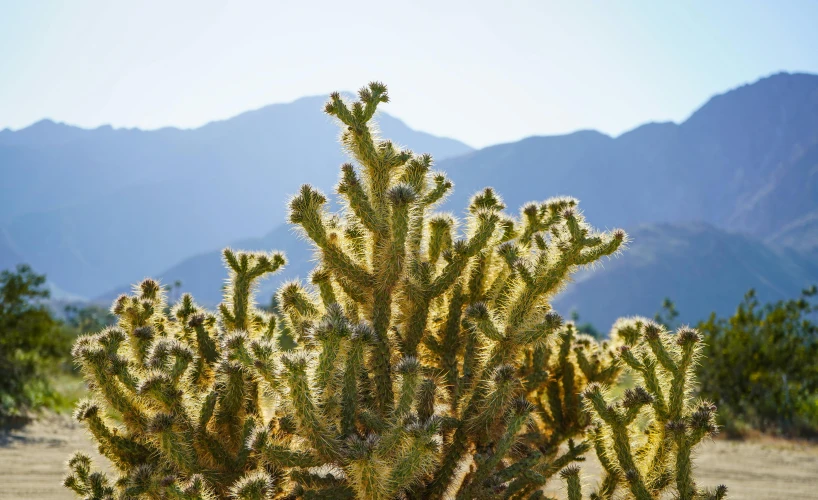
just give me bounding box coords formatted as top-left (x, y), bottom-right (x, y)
top-left (66, 83), bottom-right (725, 499)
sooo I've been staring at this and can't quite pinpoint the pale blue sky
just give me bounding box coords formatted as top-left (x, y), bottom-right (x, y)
top-left (1, 0), bottom-right (817, 147)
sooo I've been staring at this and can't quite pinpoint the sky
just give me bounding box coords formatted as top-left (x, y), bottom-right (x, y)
top-left (1, 0), bottom-right (817, 148)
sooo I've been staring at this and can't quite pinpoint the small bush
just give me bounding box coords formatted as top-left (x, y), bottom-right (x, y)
top-left (697, 287), bottom-right (818, 436)
top-left (0, 264), bottom-right (74, 418)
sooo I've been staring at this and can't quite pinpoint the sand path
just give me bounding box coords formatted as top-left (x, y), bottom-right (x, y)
top-left (2, 415), bottom-right (817, 499)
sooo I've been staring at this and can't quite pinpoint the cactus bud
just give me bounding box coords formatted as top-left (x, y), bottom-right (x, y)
top-left (388, 184), bottom-right (417, 206)
top-left (644, 321), bottom-right (662, 341)
top-left (622, 386), bottom-right (654, 408)
top-left (139, 279), bottom-right (161, 300)
top-left (676, 328), bottom-right (701, 346)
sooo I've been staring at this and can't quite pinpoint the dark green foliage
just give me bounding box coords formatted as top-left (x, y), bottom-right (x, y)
top-left (571, 311), bottom-right (601, 338)
top-left (66, 84), bottom-right (725, 499)
top-left (697, 287), bottom-right (818, 436)
top-left (64, 304), bottom-right (117, 336)
top-left (0, 264), bottom-right (73, 417)
top-left (653, 298), bottom-right (679, 330)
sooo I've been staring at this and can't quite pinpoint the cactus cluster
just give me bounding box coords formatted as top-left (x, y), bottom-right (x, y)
top-left (574, 318), bottom-right (726, 500)
top-left (66, 83), bottom-right (725, 499)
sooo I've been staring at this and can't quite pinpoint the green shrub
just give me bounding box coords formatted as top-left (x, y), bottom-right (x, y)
top-left (64, 303), bottom-right (117, 337)
top-left (697, 287), bottom-right (818, 436)
top-left (66, 83), bottom-right (726, 500)
top-left (0, 264), bottom-right (73, 418)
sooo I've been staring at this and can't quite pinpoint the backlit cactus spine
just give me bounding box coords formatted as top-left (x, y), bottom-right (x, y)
top-left (65, 82), bottom-right (725, 499)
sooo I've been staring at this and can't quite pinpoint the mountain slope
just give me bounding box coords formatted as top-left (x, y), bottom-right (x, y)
top-left (1, 95), bottom-right (472, 296)
top-left (734, 140), bottom-right (818, 252)
top-left (441, 72), bottom-right (818, 243)
top-left (0, 228), bottom-right (24, 273)
top-left (553, 222), bottom-right (818, 328)
top-left (99, 223), bottom-right (311, 305)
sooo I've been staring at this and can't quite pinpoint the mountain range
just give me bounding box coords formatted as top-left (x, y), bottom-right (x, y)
top-left (442, 72), bottom-right (818, 244)
top-left (0, 95), bottom-right (472, 296)
top-left (4, 72), bottom-right (818, 328)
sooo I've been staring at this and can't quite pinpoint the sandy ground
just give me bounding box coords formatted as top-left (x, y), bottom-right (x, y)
top-left (2, 415), bottom-right (818, 499)
top-left (543, 435), bottom-right (818, 499)
top-left (0, 414), bottom-right (112, 500)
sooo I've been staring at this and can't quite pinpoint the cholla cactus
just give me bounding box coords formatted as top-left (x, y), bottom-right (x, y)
top-left (574, 318), bottom-right (727, 500)
top-left (65, 83), bottom-right (724, 499)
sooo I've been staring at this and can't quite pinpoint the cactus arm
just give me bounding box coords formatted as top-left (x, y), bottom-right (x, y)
top-left (311, 267), bottom-right (338, 308)
top-left (282, 354), bottom-right (341, 462)
top-left (440, 285), bottom-right (465, 412)
top-left (458, 399), bottom-right (533, 500)
top-left (340, 326), bottom-right (367, 436)
top-left (590, 426), bottom-right (620, 500)
top-left (222, 249), bottom-right (285, 331)
top-left (338, 162), bottom-right (383, 233)
top-left (560, 465), bottom-right (582, 500)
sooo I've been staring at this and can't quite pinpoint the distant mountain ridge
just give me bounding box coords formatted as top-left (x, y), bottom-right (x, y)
top-left (443, 72), bottom-right (818, 242)
top-left (121, 72), bottom-right (818, 327)
top-left (554, 222), bottom-right (818, 327)
top-left (0, 94), bottom-right (473, 296)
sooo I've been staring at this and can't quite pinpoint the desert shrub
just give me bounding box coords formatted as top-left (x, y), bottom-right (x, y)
top-left (653, 298), bottom-right (679, 330)
top-left (697, 287), bottom-right (818, 436)
top-left (64, 303), bottom-right (117, 337)
top-left (0, 264), bottom-right (74, 418)
top-left (66, 83), bottom-right (725, 499)
top-left (570, 311), bottom-right (602, 338)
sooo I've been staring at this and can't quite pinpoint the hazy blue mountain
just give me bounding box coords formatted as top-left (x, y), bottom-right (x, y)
top-left (772, 211), bottom-right (818, 254)
top-left (120, 73), bottom-right (818, 328)
top-left (101, 223), bottom-right (312, 306)
top-left (105, 219), bottom-right (818, 330)
top-left (0, 229), bottom-right (23, 273)
top-left (733, 140), bottom-right (818, 253)
top-left (553, 222), bottom-right (818, 329)
top-left (1, 95), bottom-right (472, 297)
top-left (442, 72), bottom-right (818, 245)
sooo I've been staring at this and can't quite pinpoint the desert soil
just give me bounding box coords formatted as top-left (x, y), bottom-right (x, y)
top-left (2, 415), bottom-right (818, 499)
